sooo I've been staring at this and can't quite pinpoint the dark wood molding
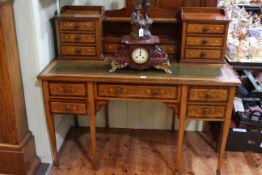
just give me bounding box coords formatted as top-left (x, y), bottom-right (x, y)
top-left (0, 1), bottom-right (40, 174)
top-left (0, 132), bottom-right (40, 175)
top-left (0, 0), bottom-right (13, 7)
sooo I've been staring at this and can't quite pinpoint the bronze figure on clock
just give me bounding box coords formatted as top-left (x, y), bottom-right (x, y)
top-left (110, 0), bottom-right (172, 73)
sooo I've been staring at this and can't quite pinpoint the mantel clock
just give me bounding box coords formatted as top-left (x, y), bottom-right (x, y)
top-left (110, 0), bottom-right (171, 73)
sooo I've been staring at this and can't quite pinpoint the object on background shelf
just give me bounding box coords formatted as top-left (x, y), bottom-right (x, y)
top-left (234, 97), bottom-right (262, 128)
top-left (255, 71), bottom-right (262, 86)
top-left (234, 97), bottom-right (245, 112)
top-left (210, 120), bottom-right (262, 153)
top-left (237, 86), bottom-right (250, 96)
top-left (227, 126), bottom-right (262, 153)
top-left (218, 1), bottom-right (262, 61)
top-left (238, 70), bottom-right (262, 98)
top-left (243, 69), bottom-right (262, 92)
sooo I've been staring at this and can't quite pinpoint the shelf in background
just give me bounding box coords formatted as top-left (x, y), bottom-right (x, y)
top-left (238, 3), bottom-right (262, 13)
top-left (226, 55), bottom-right (262, 70)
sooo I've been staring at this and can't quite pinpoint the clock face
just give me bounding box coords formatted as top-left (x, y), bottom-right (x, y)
top-left (131, 47), bottom-right (149, 64)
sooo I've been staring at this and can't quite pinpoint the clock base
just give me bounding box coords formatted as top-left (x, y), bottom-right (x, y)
top-left (109, 59), bottom-right (172, 74)
top-left (109, 60), bottom-right (128, 73)
top-left (109, 35), bottom-right (172, 74)
top-left (153, 60), bottom-right (172, 74)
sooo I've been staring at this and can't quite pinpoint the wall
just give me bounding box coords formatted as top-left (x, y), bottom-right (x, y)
top-left (13, 0), bottom-right (203, 164)
top-left (13, 0), bottom-right (75, 163)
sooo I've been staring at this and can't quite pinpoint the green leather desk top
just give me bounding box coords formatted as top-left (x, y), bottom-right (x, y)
top-left (38, 60), bottom-right (240, 86)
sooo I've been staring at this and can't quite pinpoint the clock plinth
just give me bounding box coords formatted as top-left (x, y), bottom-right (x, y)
top-left (109, 35), bottom-right (171, 73)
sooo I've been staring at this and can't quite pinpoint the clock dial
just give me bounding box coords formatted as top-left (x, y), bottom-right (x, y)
top-left (131, 48), bottom-right (149, 64)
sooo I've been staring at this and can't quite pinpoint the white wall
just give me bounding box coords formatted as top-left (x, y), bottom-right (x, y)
top-left (13, 0), bottom-right (203, 164)
top-left (13, 0), bottom-right (75, 163)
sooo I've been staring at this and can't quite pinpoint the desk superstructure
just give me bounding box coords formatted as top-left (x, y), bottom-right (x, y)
top-left (54, 0), bottom-right (221, 63)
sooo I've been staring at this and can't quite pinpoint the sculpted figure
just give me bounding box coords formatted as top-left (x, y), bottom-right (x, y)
top-left (130, 0), bottom-right (153, 39)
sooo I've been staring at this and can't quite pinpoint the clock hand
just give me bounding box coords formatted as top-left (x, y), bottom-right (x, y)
top-left (139, 49), bottom-right (141, 56)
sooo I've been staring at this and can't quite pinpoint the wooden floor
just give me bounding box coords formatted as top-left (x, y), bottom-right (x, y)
top-left (50, 127), bottom-right (262, 175)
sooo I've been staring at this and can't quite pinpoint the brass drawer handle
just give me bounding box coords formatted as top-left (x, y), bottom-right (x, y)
top-left (206, 91), bottom-right (214, 98)
top-left (147, 89), bottom-right (161, 96)
top-left (202, 26), bottom-right (209, 32)
top-left (202, 40), bottom-right (208, 45)
top-left (75, 48), bottom-right (82, 54)
top-left (63, 87), bottom-right (73, 93)
top-left (115, 87), bottom-right (126, 95)
top-left (73, 24), bottom-right (80, 29)
top-left (65, 105), bottom-right (73, 112)
top-left (203, 108), bottom-right (209, 115)
top-left (115, 88), bottom-right (121, 94)
top-left (75, 35), bottom-right (81, 41)
top-left (151, 89), bottom-right (160, 96)
top-left (200, 51), bottom-right (207, 58)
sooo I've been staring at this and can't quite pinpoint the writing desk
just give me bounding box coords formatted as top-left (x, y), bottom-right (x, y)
top-left (38, 60), bottom-right (240, 175)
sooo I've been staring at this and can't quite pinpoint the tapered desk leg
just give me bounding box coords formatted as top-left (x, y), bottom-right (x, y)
top-left (216, 87), bottom-right (236, 175)
top-left (216, 120), bottom-right (230, 175)
top-left (42, 81), bottom-right (59, 166)
top-left (105, 104), bottom-right (109, 129)
top-left (88, 82), bottom-right (97, 169)
top-left (176, 85), bottom-right (188, 173)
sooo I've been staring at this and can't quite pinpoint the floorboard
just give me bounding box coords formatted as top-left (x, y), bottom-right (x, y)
top-left (50, 127), bottom-right (262, 175)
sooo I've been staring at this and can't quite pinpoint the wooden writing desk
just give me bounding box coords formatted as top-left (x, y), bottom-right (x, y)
top-left (38, 60), bottom-right (240, 175)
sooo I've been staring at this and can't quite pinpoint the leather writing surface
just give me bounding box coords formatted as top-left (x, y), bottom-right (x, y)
top-left (46, 61), bottom-right (240, 85)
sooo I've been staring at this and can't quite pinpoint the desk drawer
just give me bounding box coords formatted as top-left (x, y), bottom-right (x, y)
top-left (59, 21), bottom-right (95, 31)
top-left (185, 49), bottom-right (221, 59)
top-left (187, 23), bottom-right (225, 34)
top-left (61, 46), bottom-right (96, 56)
top-left (60, 34), bottom-right (96, 43)
top-left (50, 101), bottom-right (87, 115)
top-left (49, 82), bottom-right (86, 97)
top-left (186, 36), bottom-right (223, 47)
top-left (187, 105), bottom-right (226, 119)
top-left (189, 87), bottom-right (228, 102)
top-left (98, 84), bottom-right (178, 100)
